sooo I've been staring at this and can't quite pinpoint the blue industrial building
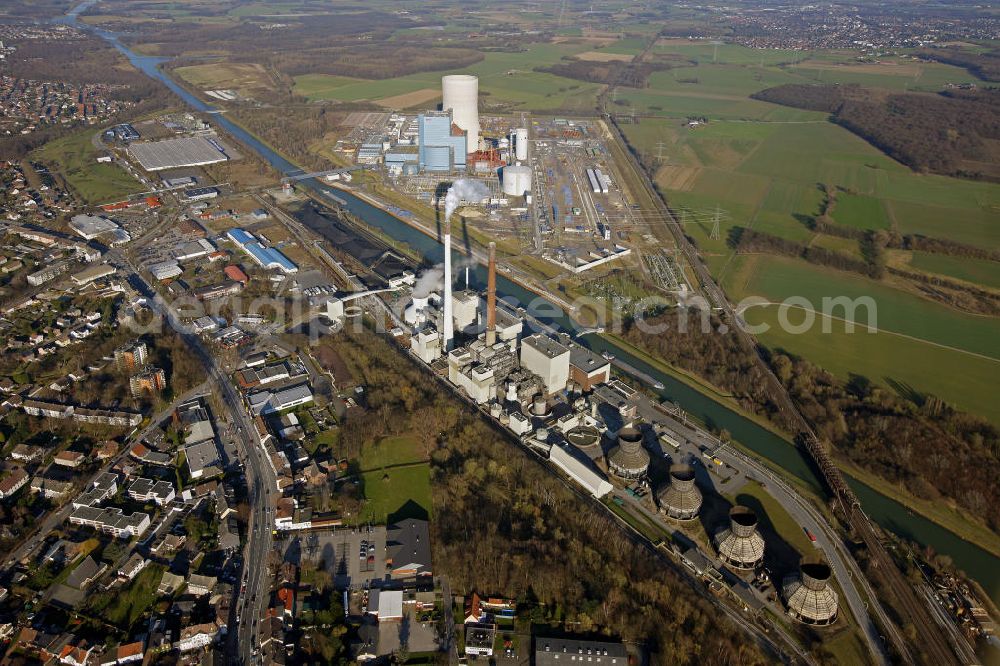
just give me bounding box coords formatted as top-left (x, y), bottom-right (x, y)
top-left (418, 111), bottom-right (467, 172)
top-left (227, 228), bottom-right (298, 274)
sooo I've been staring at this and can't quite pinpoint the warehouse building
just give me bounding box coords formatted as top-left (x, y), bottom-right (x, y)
top-left (128, 136), bottom-right (229, 171)
top-left (227, 228), bottom-right (297, 274)
top-left (536, 638), bottom-right (627, 666)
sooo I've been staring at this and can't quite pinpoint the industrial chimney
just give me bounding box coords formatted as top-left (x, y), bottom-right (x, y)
top-left (443, 217), bottom-right (454, 350)
top-left (486, 241), bottom-right (497, 346)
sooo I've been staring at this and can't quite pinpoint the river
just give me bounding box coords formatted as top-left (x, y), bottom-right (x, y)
top-left (62, 5), bottom-right (999, 605)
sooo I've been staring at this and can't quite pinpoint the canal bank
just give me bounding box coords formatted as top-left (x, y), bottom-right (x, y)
top-left (63, 4), bottom-right (1000, 607)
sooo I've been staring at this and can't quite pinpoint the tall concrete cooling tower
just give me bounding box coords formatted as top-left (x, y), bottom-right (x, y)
top-left (442, 75), bottom-right (480, 153)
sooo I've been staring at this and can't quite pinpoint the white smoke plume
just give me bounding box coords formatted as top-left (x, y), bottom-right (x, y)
top-left (412, 265), bottom-right (443, 299)
top-left (444, 178), bottom-right (491, 223)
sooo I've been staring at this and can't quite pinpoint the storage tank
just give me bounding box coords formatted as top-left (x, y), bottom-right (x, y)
top-left (441, 75), bottom-right (480, 153)
top-left (656, 464), bottom-right (702, 521)
top-left (783, 561), bottom-right (839, 626)
top-left (515, 127), bottom-right (528, 161)
top-left (715, 506), bottom-right (766, 570)
top-left (502, 165), bottom-right (532, 197)
top-left (607, 426), bottom-right (650, 479)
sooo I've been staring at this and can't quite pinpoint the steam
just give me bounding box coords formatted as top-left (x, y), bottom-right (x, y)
top-left (444, 178), bottom-right (491, 223)
top-left (412, 266), bottom-right (443, 299)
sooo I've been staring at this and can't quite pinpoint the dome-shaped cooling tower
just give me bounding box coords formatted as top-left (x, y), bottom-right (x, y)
top-left (715, 505), bottom-right (765, 569)
top-left (656, 464), bottom-right (702, 521)
top-left (783, 561), bottom-right (839, 626)
top-left (608, 426), bottom-right (649, 479)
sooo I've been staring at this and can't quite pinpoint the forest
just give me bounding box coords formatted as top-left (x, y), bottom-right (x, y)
top-left (621, 310), bottom-right (1000, 532)
top-left (917, 47), bottom-right (1000, 82)
top-left (326, 324), bottom-right (770, 665)
top-left (752, 84), bottom-right (1000, 180)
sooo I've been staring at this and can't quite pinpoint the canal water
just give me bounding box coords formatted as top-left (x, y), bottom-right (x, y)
top-left (65, 6), bottom-right (999, 605)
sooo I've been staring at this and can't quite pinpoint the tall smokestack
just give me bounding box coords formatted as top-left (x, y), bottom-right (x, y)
top-left (486, 241), bottom-right (496, 346)
top-left (442, 217), bottom-right (454, 350)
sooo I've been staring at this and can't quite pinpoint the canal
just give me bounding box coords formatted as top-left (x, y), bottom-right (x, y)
top-left (65, 5), bottom-right (999, 605)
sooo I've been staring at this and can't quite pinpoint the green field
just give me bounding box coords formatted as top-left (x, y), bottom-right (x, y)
top-left (293, 43), bottom-right (603, 112)
top-left (726, 256), bottom-right (1000, 423)
top-left (33, 129), bottom-right (142, 204)
top-left (358, 434), bottom-right (432, 524)
top-left (833, 193), bottom-right (892, 230)
top-left (907, 252), bottom-right (1000, 290)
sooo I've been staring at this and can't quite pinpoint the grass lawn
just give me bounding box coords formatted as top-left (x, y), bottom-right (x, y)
top-left (89, 563), bottom-right (165, 629)
top-left (359, 434), bottom-right (425, 470)
top-left (833, 193), bottom-right (891, 231)
top-left (360, 464), bottom-right (432, 525)
top-left (357, 434), bottom-right (431, 524)
top-left (33, 129), bottom-right (143, 204)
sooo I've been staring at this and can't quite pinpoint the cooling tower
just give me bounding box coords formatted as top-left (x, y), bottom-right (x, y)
top-left (608, 426), bottom-right (650, 479)
top-left (502, 165), bottom-right (532, 197)
top-left (715, 505), bottom-right (765, 570)
top-left (442, 75), bottom-right (480, 153)
top-left (515, 127), bottom-right (528, 161)
top-left (783, 561), bottom-right (839, 626)
top-left (657, 464), bottom-right (702, 521)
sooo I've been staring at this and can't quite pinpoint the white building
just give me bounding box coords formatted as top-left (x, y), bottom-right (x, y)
top-left (520, 334), bottom-right (570, 395)
top-left (548, 445), bottom-right (613, 498)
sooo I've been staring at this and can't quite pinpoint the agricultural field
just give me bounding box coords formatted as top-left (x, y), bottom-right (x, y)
top-left (173, 62), bottom-right (280, 100)
top-left (904, 252), bottom-right (1000, 290)
top-left (293, 43), bottom-right (603, 112)
top-left (724, 255), bottom-right (1000, 424)
top-left (33, 129), bottom-right (143, 204)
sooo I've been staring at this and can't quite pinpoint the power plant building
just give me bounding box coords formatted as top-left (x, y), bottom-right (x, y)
top-left (417, 111), bottom-right (467, 172)
top-left (520, 334), bottom-right (570, 395)
top-left (548, 444), bottom-right (613, 499)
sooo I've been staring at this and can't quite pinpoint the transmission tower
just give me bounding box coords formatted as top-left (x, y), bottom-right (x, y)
top-left (710, 206), bottom-right (721, 240)
top-left (656, 141), bottom-right (666, 162)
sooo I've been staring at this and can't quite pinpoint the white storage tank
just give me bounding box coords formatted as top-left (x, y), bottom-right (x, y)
top-left (515, 127), bottom-right (528, 161)
top-left (441, 75), bottom-right (480, 153)
top-left (502, 165), bottom-right (532, 197)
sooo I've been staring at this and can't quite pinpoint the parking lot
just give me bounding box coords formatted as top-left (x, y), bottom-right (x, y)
top-left (285, 526), bottom-right (387, 589)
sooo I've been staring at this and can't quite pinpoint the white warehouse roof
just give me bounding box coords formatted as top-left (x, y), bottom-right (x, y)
top-left (548, 444), bottom-right (613, 498)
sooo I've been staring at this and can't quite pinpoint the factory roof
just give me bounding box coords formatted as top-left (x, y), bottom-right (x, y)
top-left (128, 136), bottom-right (229, 171)
top-left (568, 344), bottom-right (610, 375)
top-left (522, 334), bottom-right (569, 360)
top-left (387, 518), bottom-right (432, 578)
top-left (535, 638), bottom-right (627, 665)
top-left (69, 214), bottom-right (118, 240)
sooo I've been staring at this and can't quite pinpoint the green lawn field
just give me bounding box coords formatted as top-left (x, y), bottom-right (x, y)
top-left (358, 434), bottom-right (432, 524)
top-left (725, 255), bottom-right (1000, 424)
top-left (33, 129), bottom-right (143, 204)
top-left (293, 43), bottom-right (602, 112)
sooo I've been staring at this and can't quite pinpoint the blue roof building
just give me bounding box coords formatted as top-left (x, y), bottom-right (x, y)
top-left (418, 111), bottom-right (467, 173)
top-left (226, 228), bottom-right (298, 274)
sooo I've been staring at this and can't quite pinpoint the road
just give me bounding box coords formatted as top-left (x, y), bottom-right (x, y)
top-left (109, 248), bottom-right (277, 665)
